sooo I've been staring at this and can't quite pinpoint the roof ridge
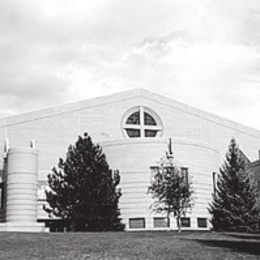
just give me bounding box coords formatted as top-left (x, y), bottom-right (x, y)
top-left (0, 88), bottom-right (260, 139)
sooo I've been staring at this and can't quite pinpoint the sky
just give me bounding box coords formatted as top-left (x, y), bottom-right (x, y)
top-left (1, 0), bottom-right (260, 129)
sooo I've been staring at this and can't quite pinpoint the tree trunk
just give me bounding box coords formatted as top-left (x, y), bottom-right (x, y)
top-left (177, 216), bottom-right (181, 233)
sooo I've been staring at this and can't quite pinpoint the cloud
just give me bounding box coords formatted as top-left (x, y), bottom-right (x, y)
top-left (1, 0), bottom-right (260, 129)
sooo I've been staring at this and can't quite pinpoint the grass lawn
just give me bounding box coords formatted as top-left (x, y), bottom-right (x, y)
top-left (0, 231), bottom-right (259, 260)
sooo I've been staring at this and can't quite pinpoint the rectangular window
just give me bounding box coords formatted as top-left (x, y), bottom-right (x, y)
top-left (212, 172), bottom-right (217, 196)
top-left (181, 217), bottom-right (190, 227)
top-left (154, 217), bottom-right (170, 228)
top-left (0, 183), bottom-right (4, 209)
top-left (197, 218), bottom-right (207, 228)
top-left (181, 168), bottom-right (189, 185)
top-left (150, 166), bottom-right (159, 179)
top-left (129, 218), bottom-right (145, 229)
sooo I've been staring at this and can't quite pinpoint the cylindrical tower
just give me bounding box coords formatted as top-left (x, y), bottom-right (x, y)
top-left (5, 148), bottom-right (38, 222)
top-left (102, 138), bottom-right (220, 231)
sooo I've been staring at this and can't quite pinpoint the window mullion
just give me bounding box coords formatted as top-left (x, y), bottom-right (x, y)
top-left (123, 124), bottom-right (142, 130)
top-left (144, 126), bottom-right (162, 131)
top-left (140, 106), bottom-right (145, 138)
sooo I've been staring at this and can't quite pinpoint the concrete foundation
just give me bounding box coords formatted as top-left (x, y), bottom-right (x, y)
top-left (0, 222), bottom-right (47, 232)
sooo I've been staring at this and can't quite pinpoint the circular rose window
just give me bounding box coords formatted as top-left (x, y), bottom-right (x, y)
top-left (122, 107), bottom-right (162, 138)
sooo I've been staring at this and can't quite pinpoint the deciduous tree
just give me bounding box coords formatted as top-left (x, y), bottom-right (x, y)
top-left (148, 153), bottom-right (194, 232)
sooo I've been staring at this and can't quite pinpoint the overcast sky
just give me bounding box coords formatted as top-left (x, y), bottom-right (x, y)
top-left (1, 0), bottom-right (260, 129)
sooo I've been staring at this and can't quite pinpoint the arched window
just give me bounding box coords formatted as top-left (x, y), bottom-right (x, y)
top-left (122, 107), bottom-right (162, 138)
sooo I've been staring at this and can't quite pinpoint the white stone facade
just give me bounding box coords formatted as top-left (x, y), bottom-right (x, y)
top-left (0, 89), bottom-right (260, 231)
top-left (0, 148), bottom-right (46, 232)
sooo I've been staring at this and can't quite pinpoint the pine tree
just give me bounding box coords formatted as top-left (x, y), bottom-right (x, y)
top-left (148, 154), bottom-right (194, 232)
top-left (208, 138), bottom-right (260, 233)
top-left (44, 133), bottom-right (125, 231)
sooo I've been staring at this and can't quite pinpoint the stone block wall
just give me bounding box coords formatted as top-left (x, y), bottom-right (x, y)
top-left (0, 89), bottom-right (259, 230)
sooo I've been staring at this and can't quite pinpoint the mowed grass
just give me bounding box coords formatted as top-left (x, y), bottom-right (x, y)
top-left (0, 231), bottom-right (259, 260)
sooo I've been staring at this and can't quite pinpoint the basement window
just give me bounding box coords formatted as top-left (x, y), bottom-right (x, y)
top-left (180, 218), bottom-right (190, 228)
top-left (129, 218), bottom-right (145, 229)
top-left (197, 218), bottom-right (207, 228)
top-left (154, 217), bottom-right (170, 228)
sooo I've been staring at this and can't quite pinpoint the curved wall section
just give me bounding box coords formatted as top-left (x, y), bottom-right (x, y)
top-left (102, 138), bottom-right (168, 230)
top-left (102, 138), bottom-right (220, 230)
top-left (172, 139), bottom-right (220, 229)
top-left (6, 148), bottom-right (38, 222)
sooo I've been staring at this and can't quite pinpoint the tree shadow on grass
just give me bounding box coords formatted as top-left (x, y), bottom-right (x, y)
top-left (195, 239), bottom-right (260, 256)
top-left (224, 233), bottom-right (260, 240)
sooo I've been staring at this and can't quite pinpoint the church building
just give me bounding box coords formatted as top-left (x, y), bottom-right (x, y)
top-left (0, 88), bottom-right (260, 231)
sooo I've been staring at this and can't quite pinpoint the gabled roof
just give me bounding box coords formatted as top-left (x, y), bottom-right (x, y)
top-left (239, 149), bottom-right (252, 166)
top-left (0, 88), bottom-right (260, 138)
